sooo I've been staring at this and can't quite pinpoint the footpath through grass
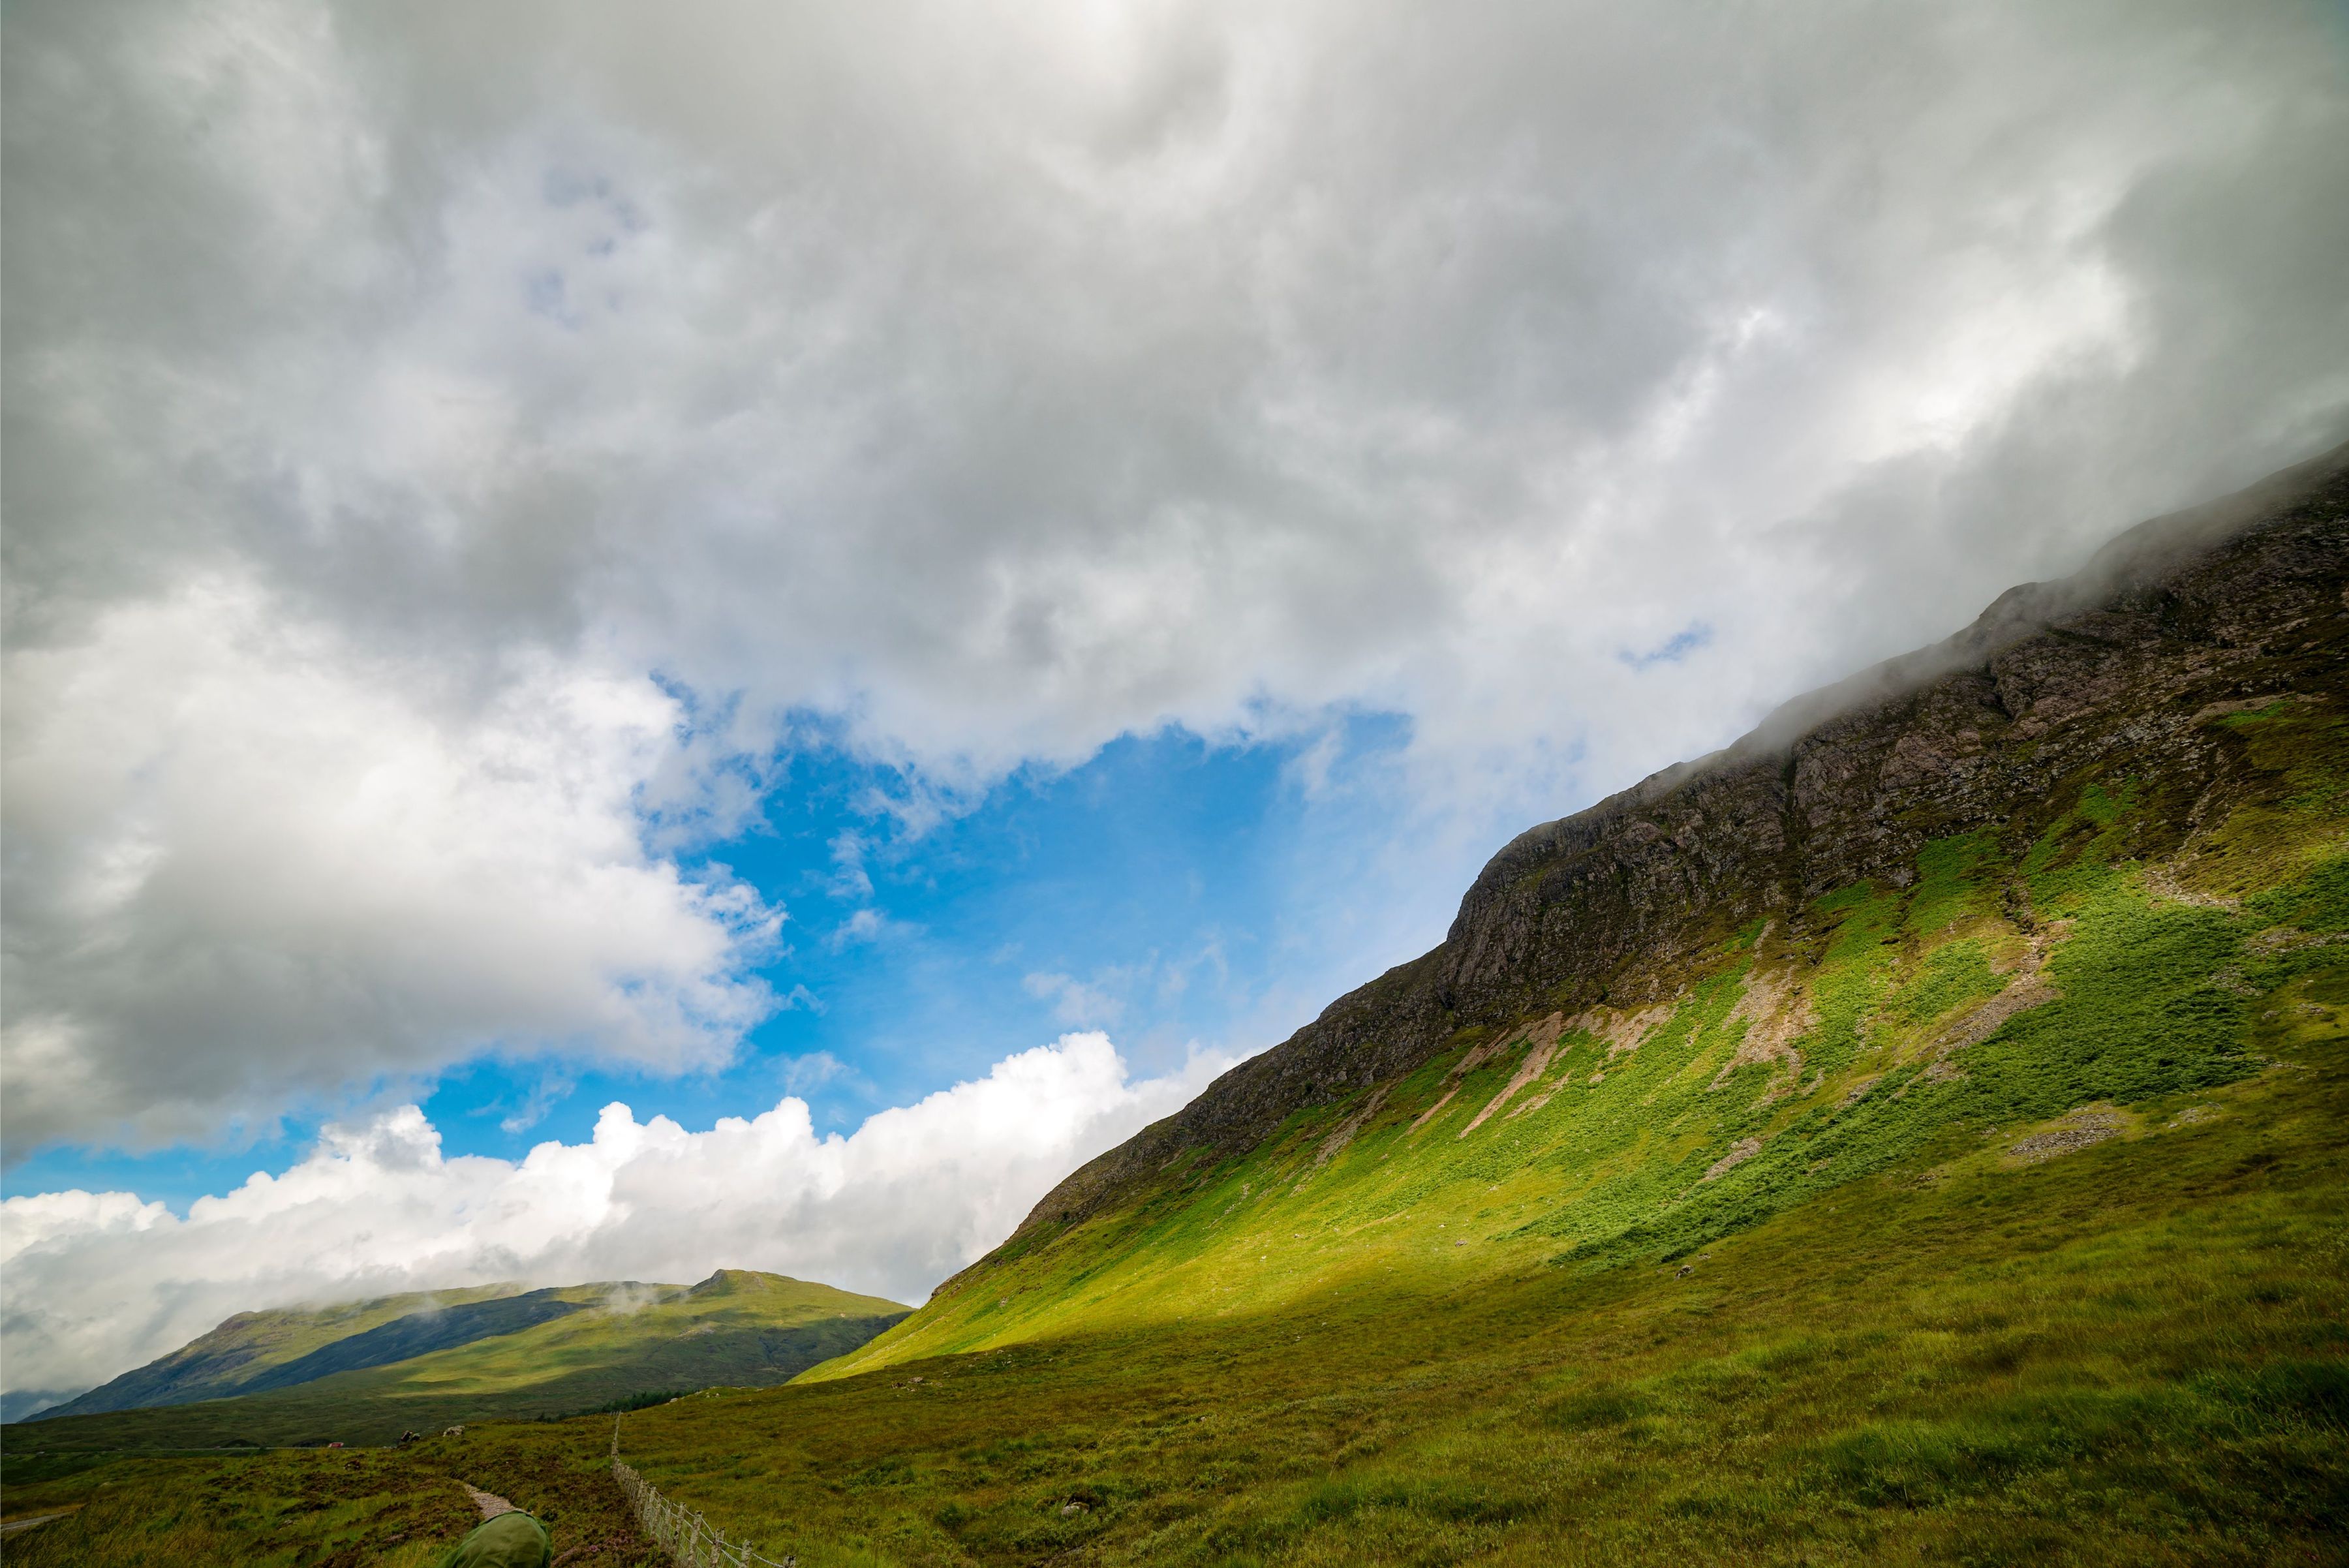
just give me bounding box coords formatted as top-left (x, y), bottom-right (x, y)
top-left (0, 1423), bottom-right (659, 1567)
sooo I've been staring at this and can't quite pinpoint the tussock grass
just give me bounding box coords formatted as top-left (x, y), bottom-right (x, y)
top-left (0, 1423), bottom-right (664, 1567)
top-left (0, 1448), bottom-right (479, 1568)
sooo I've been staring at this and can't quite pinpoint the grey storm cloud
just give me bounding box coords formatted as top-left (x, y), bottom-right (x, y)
top-left (4, 0), bottom-right (2347, 1151)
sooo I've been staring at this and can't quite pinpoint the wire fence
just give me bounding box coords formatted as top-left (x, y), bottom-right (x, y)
top-left (613, 1416), bottom-right (797, 1568)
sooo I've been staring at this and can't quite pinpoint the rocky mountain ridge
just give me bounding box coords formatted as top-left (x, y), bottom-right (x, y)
top-left (996, 438), bottom-right (2349, 1251)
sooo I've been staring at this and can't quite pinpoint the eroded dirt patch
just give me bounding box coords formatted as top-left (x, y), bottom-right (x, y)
top-left (1929, 919), bottom-right (2072, 1059)
top-left (1708, 968), bottom-right (1813, 1093)
top-left (2142, 864), bottom-right (2241, 910)
top-left (1407, 1088), bottom-right (1458, 1133)
top-left (2006, 1107), bottom-right (2126, 1166)
top-left (1703, 1137), bottom-right (1764, 1181)
top-left (1460, 1016), bottom-right (1570, 1137)
top-left (1567, 1002), bottom-right (1673, 1063)
top-left (1317, 1086), bottom-right (1390, 1164)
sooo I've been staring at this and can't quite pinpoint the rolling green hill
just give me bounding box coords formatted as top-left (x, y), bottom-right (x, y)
top-left (11, 1270), bottom-right (908, 1451)
top-left (32, 1284), bottom-right (530, 1419)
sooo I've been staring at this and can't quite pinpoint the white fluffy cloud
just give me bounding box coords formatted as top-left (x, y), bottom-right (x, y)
top-left (0, 1032), bottom-right (1225, 1413)
top-left (4, 0), bottom-right (2346, 1148)
top-left (1, 576), bottom-right (778, 1148)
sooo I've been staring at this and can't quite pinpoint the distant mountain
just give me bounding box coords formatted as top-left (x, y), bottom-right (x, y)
top-left (15, 1269), bottom-right (908, 1449)
top-left (37, 1282), bottom-right (538, 1419)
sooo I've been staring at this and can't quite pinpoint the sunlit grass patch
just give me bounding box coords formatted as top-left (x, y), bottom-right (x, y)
top-left (589, 1002), bottom-right (2349, 1563)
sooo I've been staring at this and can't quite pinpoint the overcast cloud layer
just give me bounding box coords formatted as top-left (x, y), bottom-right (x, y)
top-left (3, 1), bottom-right (2348, 1399)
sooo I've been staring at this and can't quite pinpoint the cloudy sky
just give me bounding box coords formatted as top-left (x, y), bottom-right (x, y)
top-left (4, 0), bottom-right (2346, 1417)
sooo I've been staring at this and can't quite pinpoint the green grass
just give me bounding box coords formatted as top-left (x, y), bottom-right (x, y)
top-left (0, 1421), bottom-right (663, 1568)
top-left (18, 1027), bottom-right (2344, 1567)
top-left (0, 1447), bottom-right (480, 1568)
top-left (589, 1027), bottom-right (2349, 1565)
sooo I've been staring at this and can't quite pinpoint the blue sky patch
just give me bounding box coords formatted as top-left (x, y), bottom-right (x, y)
top-left (1619, 621), bottom-right (1715, 669)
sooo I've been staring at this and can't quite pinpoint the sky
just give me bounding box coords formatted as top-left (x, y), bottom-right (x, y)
top-left (4, 0), bottom-right (2347, 1419)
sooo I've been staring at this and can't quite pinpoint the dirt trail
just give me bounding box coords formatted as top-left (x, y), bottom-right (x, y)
top-left (0, 1511), bottom-right (72, 1537)
top-left (464, 1483), bottom-right (518, 1519)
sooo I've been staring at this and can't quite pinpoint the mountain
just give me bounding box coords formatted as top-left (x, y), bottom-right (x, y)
top-left (818, 436), bottom-right (2349, 1372)
top-left (18, 448), bottom-right (2348, 1566)
top-left (29, 1283), bottom-right (530, 1420)
top-left (507, 445), bottom-right (2349, 1565)
top-left (12, 1269), bottom-right (908, 1450)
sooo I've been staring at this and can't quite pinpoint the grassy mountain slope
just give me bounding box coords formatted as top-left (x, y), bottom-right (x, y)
top-left (817, 444), bottom-right (2349, 1379)
top-left (829, 763), bottom-right (2342, 1377)
top-left (11, 1270), bottom-right (908, 1451)
top-left (600, 1022), bottom-right (2348, 1566)
top-left (35, 1284), bottom-right (528, 1419)
top-left (534, 448), bottom-right (2349, 1563)
top-left (207, 1287), bottom-right (596, 1399)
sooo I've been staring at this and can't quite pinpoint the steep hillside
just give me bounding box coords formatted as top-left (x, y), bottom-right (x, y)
top-left (514, 443), bottom-right (2349, 1567)
top-left (814, 438), bottom-right (2349, 1377)
top-left (11, 1270), bottom-right (908, 1450)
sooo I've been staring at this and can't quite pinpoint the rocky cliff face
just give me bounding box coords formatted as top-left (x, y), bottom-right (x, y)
top-left (1007, 441), bottom-right (2349, 1244)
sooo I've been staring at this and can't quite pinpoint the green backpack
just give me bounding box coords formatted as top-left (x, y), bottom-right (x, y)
top-left (433, 1509), bottom-right (553, 1568)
